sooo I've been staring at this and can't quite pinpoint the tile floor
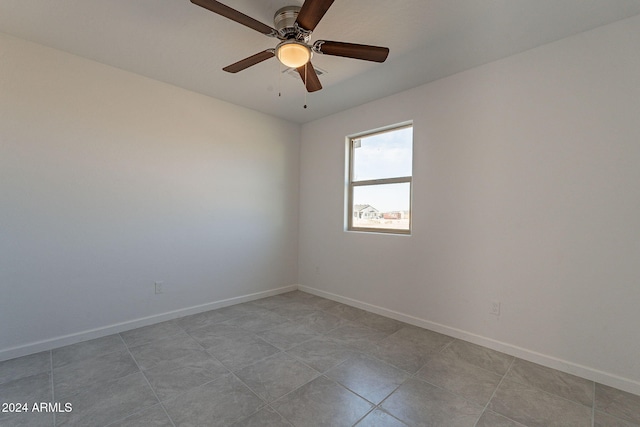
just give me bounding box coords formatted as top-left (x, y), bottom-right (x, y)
top-left (1, 290), bottom-right (639, 426)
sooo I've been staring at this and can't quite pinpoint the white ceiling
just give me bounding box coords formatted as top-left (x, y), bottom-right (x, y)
top-left (1, 0), bottom-right (640, 123)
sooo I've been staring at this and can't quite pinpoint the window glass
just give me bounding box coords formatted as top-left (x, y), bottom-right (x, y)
top-left (347, 123), bottom-right (413, 234)
top-left (352, 127), bottom-right (413, 181)
top-left (352, 183), bottom-right (411, 231)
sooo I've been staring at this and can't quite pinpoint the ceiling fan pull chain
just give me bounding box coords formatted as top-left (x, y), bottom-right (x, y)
top-left (304, 63), bottom-right (308, 109)
top-left (278, 61), bottom-right (282, 97)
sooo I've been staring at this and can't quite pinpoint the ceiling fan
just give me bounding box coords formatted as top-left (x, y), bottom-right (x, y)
top-left (191, 0), bottom-right (390, 92)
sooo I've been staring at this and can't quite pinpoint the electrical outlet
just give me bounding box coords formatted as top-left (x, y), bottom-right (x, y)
top-left (154, 281), bottom-right (163, 295)
top-left (490, 301), bottom-right (501, 316)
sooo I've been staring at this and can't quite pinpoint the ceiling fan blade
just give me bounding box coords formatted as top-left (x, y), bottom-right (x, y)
top-left (296, 63), bottom-right (322, 92)
top-left (191, 0), bottom-right (278, 37)
top-left (314, 40), bottom-right (389, 62)
top-left (296, 0), bottom-right (335, 32)
top-left (223, 50), bottom-right (275, 73)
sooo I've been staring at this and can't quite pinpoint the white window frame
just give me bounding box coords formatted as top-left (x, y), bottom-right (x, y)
top-left (346, 122), bottom-right (413, 235)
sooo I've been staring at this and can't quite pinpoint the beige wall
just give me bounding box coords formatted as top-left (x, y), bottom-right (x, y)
top-left (299, 15), bottom-right (640, 394)
top-left (0, 33), bottom-right (300, 358)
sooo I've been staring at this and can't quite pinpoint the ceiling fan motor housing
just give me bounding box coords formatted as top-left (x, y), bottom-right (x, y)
top-left (274, 6), bottom-right (306, 40)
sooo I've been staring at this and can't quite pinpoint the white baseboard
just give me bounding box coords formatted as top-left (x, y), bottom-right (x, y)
top-left (0, 284), bottom-right (298, 362)
top-left (299, 285), bottom-right (640, 397)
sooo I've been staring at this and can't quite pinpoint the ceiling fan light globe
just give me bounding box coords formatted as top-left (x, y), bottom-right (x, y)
top-left (276, 41), bottom-right (311, 68)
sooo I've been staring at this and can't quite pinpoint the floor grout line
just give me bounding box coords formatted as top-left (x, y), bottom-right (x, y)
top-left (474, 356), bottom-right (516, 427)
top-left (592, 381), bottom-right (596, 427)
top-left (498, 365), bottom-right (597, 410)
top-left (49, 350), bottom-right (55, 427)
top-left (119, 323), bottom-right (245, 419)
top-left (118, 333), bottom-right (176, 427)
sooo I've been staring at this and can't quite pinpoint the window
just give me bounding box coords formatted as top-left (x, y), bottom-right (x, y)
top-left (347, 123), bottom-right (413, 234)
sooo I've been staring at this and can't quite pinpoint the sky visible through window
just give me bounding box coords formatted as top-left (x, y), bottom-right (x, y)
top-left (352, 126), bottom-right (412, 213)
